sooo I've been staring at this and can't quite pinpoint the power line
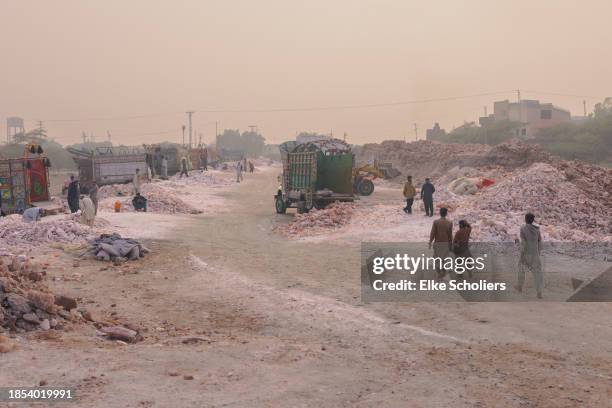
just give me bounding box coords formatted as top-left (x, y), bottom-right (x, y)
top-left (19, 91), bottom-right (514, 123)
top-left (521, 90), bottom-right (606, 100)
top-left (193, 91), bottom-right (515, 113)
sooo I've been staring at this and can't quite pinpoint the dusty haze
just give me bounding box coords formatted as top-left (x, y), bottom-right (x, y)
top-left (1, 0), bottom-right (610, 146)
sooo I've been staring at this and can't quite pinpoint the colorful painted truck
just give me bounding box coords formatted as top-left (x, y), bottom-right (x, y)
top-left (275, 139), bottom-right (355, 214)
top-left (0, 149), bottom-right (51, 214)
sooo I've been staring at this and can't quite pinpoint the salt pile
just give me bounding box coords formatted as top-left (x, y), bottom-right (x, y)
top-left (99, 182), bottom-right (200, 214)
top-left (458, 162), bottom-right (611, 241)
top-left (275, 202), bottom-right (355, 236)
top-left (0, 215), bottom-right (97, 248)
top-left (166, 169), bottom-right (234, 189)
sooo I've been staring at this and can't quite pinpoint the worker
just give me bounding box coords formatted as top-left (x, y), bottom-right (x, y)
top-left (133, 168), bottom-right (141, 194)
top-left (429, 207), bottom-right (453, 279)
top-left (243, 157), bottom-right (247, 175)
top-left (23, 207), bottom-right (45, 223)
top-left (202, 147), bottom-right (208, 171)
top-left (180, 156), bottom-right (189, 178)
top-left (420, 177), bottom-right (435, 217)
top-left (453, 220), bottom-right (473, 278)
top-left (161, 155), bottom-right (168, 179)
top-left (402, 175), bottom-right (416, 214)
top-left (515, 213), bottom-right (543, 299)
top-left (67, 175), bottom-right (80, 213)
top-left (236, 161), bottom-right (243, 183)
top-left (89, 181), bottom-right (99, 215)
top-left (132, 193), bottom-right (148, 212)
top-left (79, 194), bottom-right (96, 227)
top-left (249, 161), bottom-right (254, 173)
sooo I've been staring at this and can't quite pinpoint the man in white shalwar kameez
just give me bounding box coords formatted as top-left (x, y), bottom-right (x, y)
top-left (79, 195), bottom-right (96, 227)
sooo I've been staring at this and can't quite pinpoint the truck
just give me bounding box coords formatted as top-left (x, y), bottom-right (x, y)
top-left (68, 146), bottom-right (147, 186)
top-left (275, 139), bottom-right (355, 214)
top-left (0, 143), bottom-right (51, 214)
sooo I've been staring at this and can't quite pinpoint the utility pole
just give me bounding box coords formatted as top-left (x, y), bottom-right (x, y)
top-left (37, 120), bottom-right (44, 137)
top-left (516, 89), bottom-right (521, 102)
top-left (186, 111), bottom-right (194, 149)
top-left (107, 131), bottom-right (112, 144)
top-left (413, 123), bottom-right (418, 141)
top-left (583, 100), bottom-right (587, 116)
top-left (181, 125), bottom-right (186, 147)
top-left (215, 121), bottom-right (218, 139)
top-left (81, 131), bottom-right (87, 144)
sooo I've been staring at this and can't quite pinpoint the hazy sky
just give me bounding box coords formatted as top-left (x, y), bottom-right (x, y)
top-left (1, 0), bottom-right (610, 146)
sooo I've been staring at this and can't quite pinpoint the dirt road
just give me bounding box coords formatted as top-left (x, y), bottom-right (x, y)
top-left (2, 169), bottom-right (611, 407)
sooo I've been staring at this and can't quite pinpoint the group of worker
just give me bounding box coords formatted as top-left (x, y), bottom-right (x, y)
top-left (404, 175), bottom-right (543, 299)
top-left (402, 175), bottom-right (435, 216)
top-left (236, 157), bottom-right (255, 183)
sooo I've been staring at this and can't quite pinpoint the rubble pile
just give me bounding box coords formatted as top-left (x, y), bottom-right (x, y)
top-left (275, 202), bottom-right (355, 236)
top-left (0, 215), bottom-right (97, 248)
top-left (99, 182), bottom-right (200, 214)
top-left (0, 255), bottom-right (79, 333)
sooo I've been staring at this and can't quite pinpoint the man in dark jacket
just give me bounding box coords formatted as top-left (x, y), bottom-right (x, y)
top-left (67, 175), bottom-right (80, 213)
top-left (420, 178), bottom-right (435, 217)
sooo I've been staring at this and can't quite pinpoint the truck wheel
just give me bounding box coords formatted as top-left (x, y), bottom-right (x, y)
top-left (297, 201), bottom-right (310, 214)
top-left (357, 179), bottom-right (375, 196)
top-left (275, 197), bottom-right (287, 214)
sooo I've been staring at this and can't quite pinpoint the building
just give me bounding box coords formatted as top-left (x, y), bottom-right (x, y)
top-left (493, 99), bottom-right (570, 137)
top-left (425, 123), bottom-right (446, 141)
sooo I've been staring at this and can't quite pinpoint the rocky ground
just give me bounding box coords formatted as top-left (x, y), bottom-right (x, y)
top-left (1, 163), bottom-right (610, 407)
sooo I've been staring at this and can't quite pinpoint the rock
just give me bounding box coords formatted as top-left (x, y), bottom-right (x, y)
top-left (5, 294), bottom-right (32, 315)
top-left (27, 291), bottom-right (56, 314)
top-left (40, 319), bottom-right (50, 331)
top-left (27, 272), bottom-right (44, 282)
top-left (39, 380), bottom-right (47, 386)
top-left (22, 313), bottom-right (40, 324)
top-left (183, 375), bottom-right (194, 380)
top-left (0, 334), bottom-right (17, 353)
top-left (100, 326), bottom-right (138, 343)
top-left (54, 295), bottom-right (78, 311)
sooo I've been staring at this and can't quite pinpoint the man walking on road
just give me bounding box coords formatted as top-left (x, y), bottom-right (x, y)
top-left (429, 207), bottom-right (453, 279)
top-left (403, 175), bottom-right (416, 214)
top-left (515, 212), bottom-right (543, 299)
top-left (421, 177), bottom-right (435, 217)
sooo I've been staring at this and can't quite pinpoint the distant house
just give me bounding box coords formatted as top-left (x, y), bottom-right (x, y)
top-left (493, 99), bottom-right (570, 138)
top-left (426, 123), bottom-right (446, 141)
